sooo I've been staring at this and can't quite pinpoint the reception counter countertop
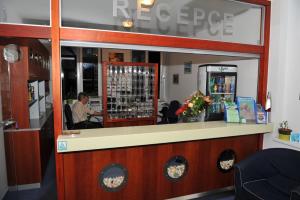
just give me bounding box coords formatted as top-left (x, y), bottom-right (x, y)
top-left (57, 121), bottom-right (273, 153)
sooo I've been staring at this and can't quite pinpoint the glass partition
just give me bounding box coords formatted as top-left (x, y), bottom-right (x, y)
top-left (61, 0), bottom-right (263, 45)
top-left (61, 44), bottom-right (260, 130)
top-left (0, 0), bottom-right (50, 25)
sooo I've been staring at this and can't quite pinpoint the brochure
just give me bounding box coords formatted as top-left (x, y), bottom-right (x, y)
top-left (236, 97), bottom-right (256, 123)
top-left (224, 102), bottom-right (240, 123)
top-left (255, 104), bottom-right (267, 124)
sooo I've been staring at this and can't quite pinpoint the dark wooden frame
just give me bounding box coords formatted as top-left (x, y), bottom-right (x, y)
top-left (0, 0), bottom-right (271, 199)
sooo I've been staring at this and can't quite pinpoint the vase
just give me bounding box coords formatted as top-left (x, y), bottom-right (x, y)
top-left (182, 111), bottom-right (205, 123)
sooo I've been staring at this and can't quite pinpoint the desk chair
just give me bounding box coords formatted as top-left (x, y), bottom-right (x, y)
top-left (157, 101), bottom-right (181, 124)
top-left (64, 104), bottom-right (74, 130)
top-left (64, 104), bottom-right (103, 129)
top-left (166, 100), bottom-right (181, 123)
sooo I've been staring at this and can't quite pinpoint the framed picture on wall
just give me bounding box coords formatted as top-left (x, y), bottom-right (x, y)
top-left (184, 61), bottom-right (192, 74)
top-left (102, 49), bottom-right (131, 62)
top-left (173, 74), bottom-right (179, 84)
top-left (108, 52), bottom-right (124, 62)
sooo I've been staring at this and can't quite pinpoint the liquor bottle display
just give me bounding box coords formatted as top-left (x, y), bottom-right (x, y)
top-left (102, 62), bottom-right (158, 127)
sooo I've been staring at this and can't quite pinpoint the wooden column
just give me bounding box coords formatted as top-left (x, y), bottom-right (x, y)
top-left (51, 0), bottom-right (64, 199)
top-left (258, 3), bottom-right (271, 149)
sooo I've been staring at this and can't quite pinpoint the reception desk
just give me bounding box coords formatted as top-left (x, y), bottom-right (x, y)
top-left (57, 122), bottom-right (273, 200)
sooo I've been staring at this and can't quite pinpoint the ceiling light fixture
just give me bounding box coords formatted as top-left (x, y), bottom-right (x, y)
top-left (141, 0), bottom-right (155, 7)
top-left (122, 19), bottom-right (134, 28)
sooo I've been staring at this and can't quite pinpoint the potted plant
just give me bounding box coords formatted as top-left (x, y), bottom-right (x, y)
top-left (278, 121), bottom-right (292, 141)
top-left (176, 90), bottom-right (212, 122)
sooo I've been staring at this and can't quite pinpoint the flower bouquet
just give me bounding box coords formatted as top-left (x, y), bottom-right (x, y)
top-left (176, 90), bottom-right (212, 122)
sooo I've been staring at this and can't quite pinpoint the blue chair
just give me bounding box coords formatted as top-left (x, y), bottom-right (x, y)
top-left (235, 148), bottom-right (300, 200)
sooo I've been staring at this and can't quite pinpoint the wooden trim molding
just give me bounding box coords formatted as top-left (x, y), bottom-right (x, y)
top-left (258, 4), bottom-right (271, 107)
top-left (61, 28), bottom-right (264, 54)
top-left (0, 24), bottom-right (50, 39)
top-left (239, 0), bottom-right (271, 6)
top-left (257, 4), bottom-right (271, 150)
top-left (51, 0), bottom-right (64, 199)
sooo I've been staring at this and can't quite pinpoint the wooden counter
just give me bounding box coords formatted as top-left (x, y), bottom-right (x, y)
top-left (4, 111), bottom-right (54, 188)
top-left (57, 122), bottom-right (272, 200)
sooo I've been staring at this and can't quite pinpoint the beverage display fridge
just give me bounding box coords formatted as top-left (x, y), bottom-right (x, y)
top-left (198, 64), bottom-right (237, 121)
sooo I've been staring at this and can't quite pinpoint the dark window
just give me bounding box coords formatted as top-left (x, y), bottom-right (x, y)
top-left (61, 48), bottom-right (77, 100)
top-left (148, 51), bottom-right (160, 98)
top-left (82, 48), bottom-right (98, 97)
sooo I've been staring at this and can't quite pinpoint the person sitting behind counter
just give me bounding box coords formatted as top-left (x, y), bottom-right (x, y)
top-left (72, 92), bottom-right (103, 129)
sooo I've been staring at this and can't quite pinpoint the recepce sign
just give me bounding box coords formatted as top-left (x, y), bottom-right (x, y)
top-left (113, 0), bottom-right (234, 36)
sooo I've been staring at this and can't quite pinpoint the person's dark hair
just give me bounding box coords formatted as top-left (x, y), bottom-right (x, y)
top-left (77, 92), bottom-right (88, 101)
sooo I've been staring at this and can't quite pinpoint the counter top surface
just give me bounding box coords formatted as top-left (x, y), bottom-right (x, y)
top-left (4, 109), bottom-right (52, 132)
top-left (57, 121), bottom-right (273, 153)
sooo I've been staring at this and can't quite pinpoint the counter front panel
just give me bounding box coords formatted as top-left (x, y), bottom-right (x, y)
top-left (62, 134), bottom-right (260, 200)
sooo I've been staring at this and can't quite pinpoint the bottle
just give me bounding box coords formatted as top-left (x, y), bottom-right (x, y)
top-left (28, 85), bottom-right (32, 101)
top-left (230, 77), bottom-right (235, 93)
top-left (265, 92), bottom-right (271, 123)
top-left (31, 86), bottom-right (35, 100)
top-left (213, 83), bottom-right (218, 93)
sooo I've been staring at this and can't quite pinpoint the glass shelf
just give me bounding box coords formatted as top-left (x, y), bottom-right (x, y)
top-left (210, 93), bottom-right (234, 95)
top-left (39, 96), bottom-right (44, 101)
top-left (28, 99), bottom-right (38, 107)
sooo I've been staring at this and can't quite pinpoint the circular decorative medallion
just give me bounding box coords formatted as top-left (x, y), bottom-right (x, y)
top-left (99, 163), bottom-right (128, 192)
top-left (217, 149), bottom-right (236, 173)
top-left (164, 156), bottom-right (188, 181)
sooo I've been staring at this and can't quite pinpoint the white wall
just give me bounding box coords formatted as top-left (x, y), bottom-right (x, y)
top-left (0, 89), bottom-right (8, 199)
top-left (164, 52), bottom-right (258, 103)
top-left (222, 60), bottom-right (259, 100)
top-left (263, 0), bottom-right (300, 149)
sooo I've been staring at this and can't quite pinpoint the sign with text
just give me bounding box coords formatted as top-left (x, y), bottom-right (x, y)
top-left (113, 0), bottom-right (234, 37)
top-left (61, 0), bottom-right (263, 45)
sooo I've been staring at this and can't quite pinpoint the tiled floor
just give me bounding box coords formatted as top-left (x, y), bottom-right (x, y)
top-left (194, 190), bottom-right (235, 200)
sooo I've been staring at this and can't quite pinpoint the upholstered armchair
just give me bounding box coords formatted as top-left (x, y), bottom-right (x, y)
top-left (235, 148), bottom-right (300, 200)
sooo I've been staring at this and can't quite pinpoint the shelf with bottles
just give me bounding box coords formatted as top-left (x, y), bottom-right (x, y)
top-left (28, 81), bottom-right (39, 106)
top-left (29, 48), bottom-right (51, 80)
top-left (27, 80), bottom-right (49, 120)
top-left (38, 81), bottom-right (46, 114)
top-left (39, 96), bottom-right (44, 101)
top-left (210, 92), bottom-right (234, 95)
top-left (28, 99), bottom-right (38, 107)
top-left (208, 76), bottom-right (236, 95)
top-left (102, 62), bottom-right (158, 127)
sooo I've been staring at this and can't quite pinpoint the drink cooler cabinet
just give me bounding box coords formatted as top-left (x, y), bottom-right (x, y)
top-left (102, 62), bottom-right (158, 127)
top-left (198, 64), bottom-right (237, 121)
